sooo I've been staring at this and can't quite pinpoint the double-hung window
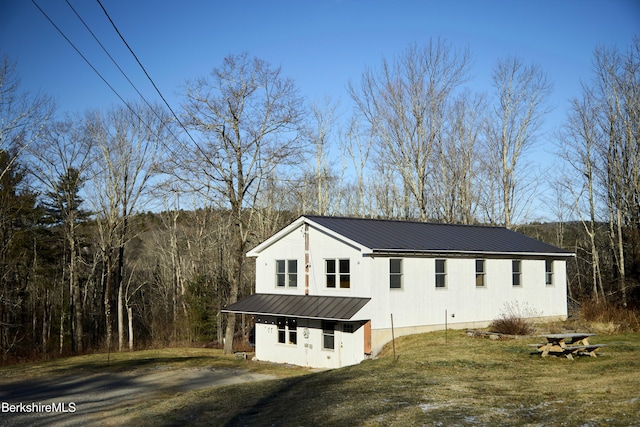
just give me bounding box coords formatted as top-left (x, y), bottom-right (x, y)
top-left (277, 317), bottom-right (297, 345)
top-left (322, 321), bottom-right (335, 350)
top-left (325, 259), bottom-right (350, 288)
top-left (545, 260), bottom-right (554, 286)
top-left (512, 260), bottom-right (522, 287)
top-left (435, 259), bottom-right (447, 288)
top-left (276, 260), bottom-right (297, 288)
top-left (390, 259), bottom-right (402, 289)
top-left (475, 259), bottom-right (485, 287)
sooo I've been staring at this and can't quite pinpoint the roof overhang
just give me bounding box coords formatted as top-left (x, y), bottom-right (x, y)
top-left (222, 294), bottom-right (371, 321)
top-left (368, 249), bottom-right (575, 258)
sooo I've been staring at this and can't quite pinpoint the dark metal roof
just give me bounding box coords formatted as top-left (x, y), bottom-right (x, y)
top-left (305, 215), bottom-right (573, 256)
top-left (222, 294), bottom-right (371, 320)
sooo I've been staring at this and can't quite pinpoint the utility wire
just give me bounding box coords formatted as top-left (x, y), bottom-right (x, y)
top-left (32, 0), bottom-right (190, 189)
top-left (94, 0), bottom-right (203, 152)
top-left (31, 0), bottom-right (134, 115)
top-left (64, 2), bottom-right (153, 113)
top-left (64, 0), bottom-right (186, 149)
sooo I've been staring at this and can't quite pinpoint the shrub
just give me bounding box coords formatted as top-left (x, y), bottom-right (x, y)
top-left (579, 299), bottom-right (640, 332)
top-left (489, 301), bottom-right (539, 336)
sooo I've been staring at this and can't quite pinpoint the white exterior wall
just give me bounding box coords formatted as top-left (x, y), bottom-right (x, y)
top-left (365, 256), bottom-right (568, 354)
top-left (254, 319), bottom-right (366, 369)
top-left (252, 224), bottom-right (369, 368)
top-left (249, 220), bottom-right (569, 368)
top-left (254, 224), bottom-right (371, 298)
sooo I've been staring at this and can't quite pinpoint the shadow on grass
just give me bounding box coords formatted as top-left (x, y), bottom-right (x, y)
top-left (129, 364), bottom-right (393, 427)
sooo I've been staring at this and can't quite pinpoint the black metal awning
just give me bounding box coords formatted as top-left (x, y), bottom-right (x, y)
top-left (222, 294), bottom-right (370, 321)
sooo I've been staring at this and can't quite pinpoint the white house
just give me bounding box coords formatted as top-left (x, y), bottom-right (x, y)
top-left (223, 215), bottom-right (574, 369)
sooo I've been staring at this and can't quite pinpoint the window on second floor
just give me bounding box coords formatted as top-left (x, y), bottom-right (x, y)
top-left (276, 260), bottom-right (297, 288)
top-left (326, 259), bottom-right (350, 288)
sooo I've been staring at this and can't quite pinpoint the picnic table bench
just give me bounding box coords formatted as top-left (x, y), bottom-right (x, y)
top-left (529, 333), bottom-right (607, 360)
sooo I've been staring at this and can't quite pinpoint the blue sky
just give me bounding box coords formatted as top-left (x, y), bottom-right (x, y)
top-left (2, 0), bottom-right (637, 115)
top-left (1, 0), bottom-right (639, 218)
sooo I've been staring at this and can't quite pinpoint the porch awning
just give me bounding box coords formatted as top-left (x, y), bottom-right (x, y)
top-left (222, 293), bottom-right (371, 321)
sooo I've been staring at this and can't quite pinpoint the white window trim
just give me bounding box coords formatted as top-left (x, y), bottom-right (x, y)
top-left (545, 260), bottom-right (554, 286)
top-left (435, 259), bottom-right (447, 289)
top-left (390, 258), bottom-right (403, 289)
top-left (512, 260), bottom-right (522, 287)
top-left (322, 321), bottom-right (335, 350)
top-left (276, 317), bottom-right (297, 345)
top-left (475, 259), bottom-right (486, 288)
top-left (325, 259), bottom-right (350, 289)
top-left (275, 259), bottom-right (298, 288)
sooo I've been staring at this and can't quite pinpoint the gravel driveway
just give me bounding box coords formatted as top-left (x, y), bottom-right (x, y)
top-left (0, 366), bottom-right (275, 426)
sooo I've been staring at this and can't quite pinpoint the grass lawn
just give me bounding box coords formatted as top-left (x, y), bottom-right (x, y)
top-left (2, 329), bottom-right (639, 426)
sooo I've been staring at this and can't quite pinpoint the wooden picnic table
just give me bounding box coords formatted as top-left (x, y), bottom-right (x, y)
top-left (529, 333), bottom-right (607, 360)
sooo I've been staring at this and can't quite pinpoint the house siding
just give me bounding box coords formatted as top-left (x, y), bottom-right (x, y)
top-left (246, 217), bottom-right (570, 368)
top-left (364, 256), bottom-right (567, 355)
top-left (254, 318), bottom-right (366, 369)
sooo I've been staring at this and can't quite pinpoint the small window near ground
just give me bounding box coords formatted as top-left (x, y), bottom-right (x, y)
top-left (322, 321), bottom-right (335, 350)
top-left (277, 317), bottom-right (286, 343)
top-left (435, 259), bottom-right (447, 288)
top-left (287, 318), bottom-right (297, 344)
top-left (476, 259), bottom-right (485, 287)
top-left (277, 317), bottom-right (297, 345)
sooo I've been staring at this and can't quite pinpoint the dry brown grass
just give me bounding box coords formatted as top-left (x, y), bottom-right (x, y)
top-left (132, 329), bottom-right (639, 426)
top-left (2, 329), bottom-right (639, 426)
top-left (578, 299), bottom-right (640, 332)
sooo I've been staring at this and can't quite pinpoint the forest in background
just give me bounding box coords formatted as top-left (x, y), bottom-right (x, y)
top-left (1, 37), bottom-right (638, 363)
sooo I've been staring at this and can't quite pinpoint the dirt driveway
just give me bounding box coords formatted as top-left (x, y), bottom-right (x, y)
top-left (0, 366), bottom-right (275, 426)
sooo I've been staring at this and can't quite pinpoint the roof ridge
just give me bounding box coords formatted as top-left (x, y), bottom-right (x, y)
top-left (303, 214), bottom-right (506, 230)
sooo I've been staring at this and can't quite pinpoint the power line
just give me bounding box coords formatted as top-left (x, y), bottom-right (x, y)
top-left (63, 0), bottom-right (187, 151)
top-left (94, 0), bottom-right (202, 151)
top-left (64, 1), bottom-right (152, 113)
top-left (34, 0), bottom-right (215, 176)
top-left (32, 0), bottom-right (192, 180)
top-left (31, 0), bottom-right (133, 114)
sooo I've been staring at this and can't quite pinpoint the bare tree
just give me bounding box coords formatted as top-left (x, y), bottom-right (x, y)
top-left (434, 90), bottom-right (485, 224)
top-left (86, 103), bottom-right (170, 352)
top-left (0, 54), bottom-right (55, 181)
top-left (179, 52), bottom-right (306, 354)
top-left (558, 89), bottom-right (605, 300)
top-left (29, 114), bottom-right (94, 352)
top-left (341, 116), bottom-right (374, 217)
top-left (349, 40), bottom-right (471, 221)
top-left (591, 39), bottom-right (640, 306)
top-left (487, 56), bottom-right (552, 228)
top-left (307, 98), bottom-right (339, 215)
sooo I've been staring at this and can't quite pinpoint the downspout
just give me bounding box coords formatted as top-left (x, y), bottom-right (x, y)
top-left (305, 223), bottom-right (310, 295)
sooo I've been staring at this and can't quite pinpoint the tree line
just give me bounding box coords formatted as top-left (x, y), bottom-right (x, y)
top-left (0, 38), bottom-right (638, 363)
